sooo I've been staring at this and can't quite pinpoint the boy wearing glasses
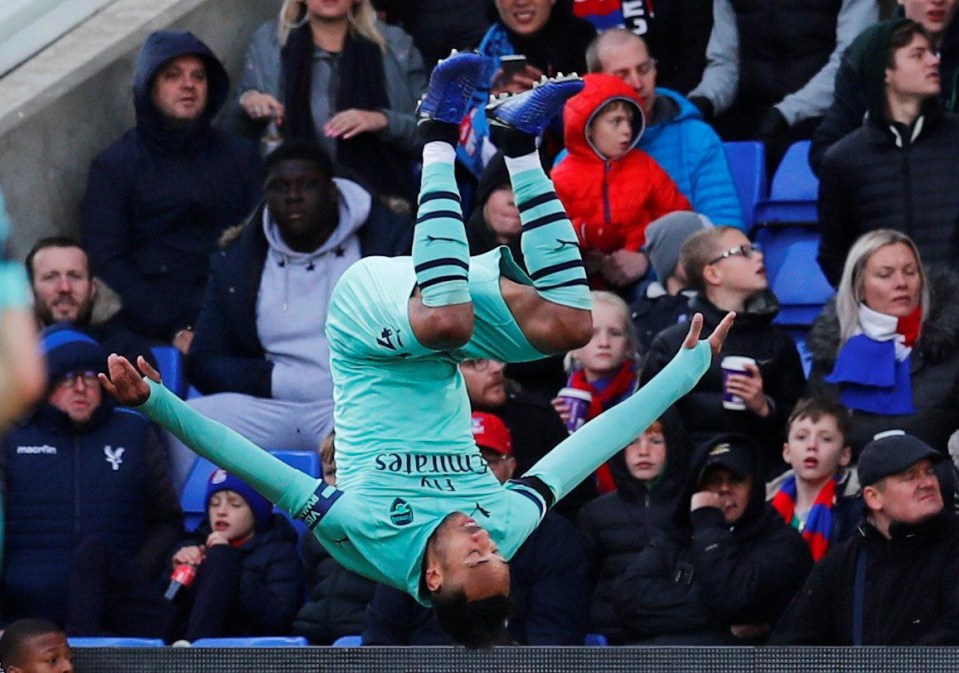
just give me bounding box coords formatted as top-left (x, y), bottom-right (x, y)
top-left (0, 325), bottom-right (182, 634)
top-left (642, 226), bottom-right (806, 479)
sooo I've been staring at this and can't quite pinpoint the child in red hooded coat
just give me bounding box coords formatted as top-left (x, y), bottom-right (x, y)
top-left (552, 73), bottom-right (691, 293)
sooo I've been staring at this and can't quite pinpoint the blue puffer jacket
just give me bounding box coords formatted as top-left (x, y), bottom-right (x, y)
top-left (1, 401), bottom-right (183, 625)
top-left (640, 89), bottom-right (744, 231)
top-left (81, 31), bottom-right (262, 340)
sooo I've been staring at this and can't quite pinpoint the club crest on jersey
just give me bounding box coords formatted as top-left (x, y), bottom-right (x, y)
top-left (104, 445), bottom-right (125, 471)
top-left (389, 498), bottom-right (413, 526)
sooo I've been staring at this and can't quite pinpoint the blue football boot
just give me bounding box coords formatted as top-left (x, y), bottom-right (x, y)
top-left (485, 74), bottom-right (584, 136)
top-left (416, 50), bottom-right (488, 124)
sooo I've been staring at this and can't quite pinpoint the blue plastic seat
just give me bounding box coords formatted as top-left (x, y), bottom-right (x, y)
top-left (180, 451), bottom-right (320, 535)
top-left (332, 635), bottom-right (363, 647)
top-left (68, 637), bottom-right (165, 647)
top-left (150, 346), bottom-right (187, 398)
top-left (584, 633), bottom-right (608, 647)
top-left (723, 141), bottom-right (767, 232)
top-left (190, 636), bottom-right (308, 647)
top-left (753, 140), bottom-right (818, 226)
top-left (753, 226), bottom-right (833, 328)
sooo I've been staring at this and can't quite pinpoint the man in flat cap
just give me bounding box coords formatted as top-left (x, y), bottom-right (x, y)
top-left (771, 430), bottom-right (959, 645)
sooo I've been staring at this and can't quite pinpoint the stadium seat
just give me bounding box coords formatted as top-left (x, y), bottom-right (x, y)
top-left (753, 140), bottom-right (818, 227)
top-left (723, 141), bottom-right (767, 232)
top-left (753, 226), bottom-right (833, 328)
top-left (785, 326), bottom-right (814, 379)
top-left (584, 633), bottom-right (608, 647)
top-left (151, 346), bottom-right (187, 398)
top-left (332, 635), bottom-right (363, 647)
top-left (68, 637), bottom-right (164, 647)
top-left (191, 637), bottom-right (308, 647)
top-left (180, 451), bottom-right (321, 534)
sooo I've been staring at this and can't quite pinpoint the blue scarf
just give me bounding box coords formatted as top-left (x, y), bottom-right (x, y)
top-left (825, 304), bottom-right (915, 415)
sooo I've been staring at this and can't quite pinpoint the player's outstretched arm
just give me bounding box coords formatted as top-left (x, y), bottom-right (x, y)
top-left (523, 312), bottom-right (735, 504)
top-left (101, 354), bottom-right (320, 516)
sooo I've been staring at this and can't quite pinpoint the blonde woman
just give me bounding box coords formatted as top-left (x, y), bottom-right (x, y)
top-left (239, 0), bottom-right (426, 201)
top-left (808, 228), bottom-right (959, 455)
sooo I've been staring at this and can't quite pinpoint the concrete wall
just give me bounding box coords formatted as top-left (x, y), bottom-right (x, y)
top-left (0, 0), bottom-right (280, 259)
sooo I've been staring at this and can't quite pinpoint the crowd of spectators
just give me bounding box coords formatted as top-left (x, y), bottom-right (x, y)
top-left (2, 0), bottom-right (959, 650)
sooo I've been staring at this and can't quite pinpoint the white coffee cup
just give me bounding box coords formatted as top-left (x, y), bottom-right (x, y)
top-left (720, 356), bottom-right (756, 410)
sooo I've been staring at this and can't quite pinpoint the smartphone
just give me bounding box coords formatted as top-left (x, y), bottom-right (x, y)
top-left (500, 54), bottom-right (528, 79)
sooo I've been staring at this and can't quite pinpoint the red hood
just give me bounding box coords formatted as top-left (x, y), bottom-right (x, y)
top-left (563, 73), bottom-right (646, 160)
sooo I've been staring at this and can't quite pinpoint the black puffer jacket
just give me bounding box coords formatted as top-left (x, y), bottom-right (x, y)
top-left (577, 409), bottom-right (690, 644)
top-left (170, 514), bottom-right (304, 639)
top-left (641, 292), bottom-right (806, 479)
top-left (612, 435), bottom-right (813, 644)
top-left (817, 107), bottom-right (959, 286)
top-left (771, 511), bottom-right (959, 645)
top-left (807, 269), bottom-right (959, 455)
top-left (815, 18), bottom-right (959, 285)
top-left (293, 533), bottom-right (376, 644)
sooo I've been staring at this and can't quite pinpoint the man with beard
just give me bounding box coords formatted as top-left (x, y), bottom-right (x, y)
top-left (25, 237), bottom-right (156, 369)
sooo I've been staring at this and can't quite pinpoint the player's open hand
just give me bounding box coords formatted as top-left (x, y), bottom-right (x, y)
top-left (99, 354), bottom-right (162, 407)
top-left (681, 311), bottom-right (736, 358)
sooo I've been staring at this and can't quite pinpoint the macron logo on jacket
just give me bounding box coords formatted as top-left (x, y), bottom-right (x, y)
top-left (16, 445), bottom-right (57, 455)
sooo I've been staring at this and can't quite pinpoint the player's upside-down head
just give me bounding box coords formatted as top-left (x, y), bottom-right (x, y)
top-left (422, 511), bottom-right (513, 648)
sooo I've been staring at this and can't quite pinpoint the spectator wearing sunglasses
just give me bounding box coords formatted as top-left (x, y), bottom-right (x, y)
top-left (641, 227), bottom-right (806, 479)
top-left (0, 325), bottom-right (182, 634)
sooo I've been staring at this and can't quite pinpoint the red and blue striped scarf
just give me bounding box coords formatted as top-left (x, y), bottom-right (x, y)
top-left (771, 475), bottom-right (837, 561)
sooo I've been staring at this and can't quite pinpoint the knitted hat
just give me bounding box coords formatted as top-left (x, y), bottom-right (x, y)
top-left (205, 469), bottom-right (272, 526)
top-left (40, 323), bottom-right (107, 384)
top-left (471, 411), bottom-right (513, 456)
top-left (644, 211), bottom-right (710, 281)
top-left (858, 430), bottom-right (943, 487)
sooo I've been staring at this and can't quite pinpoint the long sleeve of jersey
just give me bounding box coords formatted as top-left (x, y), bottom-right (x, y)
top-left (139, 380), bottom-right (320, 518)
top-left (525, 339), bottom-right (711, 503)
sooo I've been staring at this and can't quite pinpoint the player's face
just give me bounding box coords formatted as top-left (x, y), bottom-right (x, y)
top-left (427, 512), bottom-right (511, 600)
top-left (7, 632), bottom-right (74, 673)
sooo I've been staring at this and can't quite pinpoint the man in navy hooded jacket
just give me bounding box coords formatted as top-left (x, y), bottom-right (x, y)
top-left (81, 31), bottom-right (261, 347)
top-left (0, 326), bottom-right (182, 631)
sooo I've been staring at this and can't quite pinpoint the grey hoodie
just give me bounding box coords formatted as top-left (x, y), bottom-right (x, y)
top-left (257, 178), bottom-right (370, 402)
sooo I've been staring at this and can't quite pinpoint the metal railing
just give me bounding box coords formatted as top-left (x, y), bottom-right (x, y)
top-left (0, 0), bottom-right (115, 77)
